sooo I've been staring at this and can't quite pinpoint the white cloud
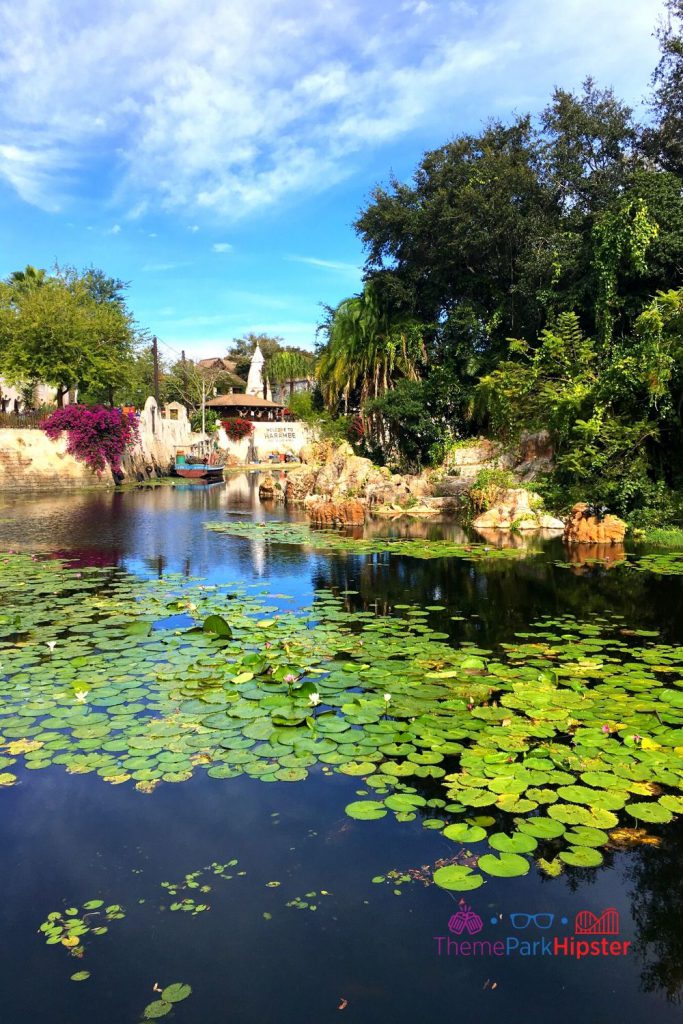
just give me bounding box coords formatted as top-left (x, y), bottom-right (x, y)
top-left (142, 261), bottom-right (191, 272)
top-left (212, 242), bottom-right (233, 253)
top-left (287, 255), bottom-right (361, 274)
top-left (0, 0), bottom-right (663, 216)
top-left (107, 224), bottom-right (121, 234)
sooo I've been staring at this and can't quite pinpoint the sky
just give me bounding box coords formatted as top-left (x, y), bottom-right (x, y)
top-left (0, 0), bottom-right (666, 363)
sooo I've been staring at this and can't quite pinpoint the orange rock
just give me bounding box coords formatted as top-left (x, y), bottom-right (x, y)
top-left (308, 500), bottom-right (365, 527)
top-left (563, 503), bottom-right (626, 545)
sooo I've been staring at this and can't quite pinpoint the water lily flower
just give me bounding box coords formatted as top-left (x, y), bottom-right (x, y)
top-left (187, 602), bottom-right (198, 612)
top-left (601, 724), bottom-right (611, 734)
top-left (308, 692), bottom-right (321, 707)
top-left (284, 673), bottom-right (298, 684)
top-left (46, 641), bottom-right (57, 652)
top-left (74, 690), bottom-right (89, 703)
top-left (383, 693), bottom-right (391, 703)
top-left (633, 734), bottom-right (642, 743)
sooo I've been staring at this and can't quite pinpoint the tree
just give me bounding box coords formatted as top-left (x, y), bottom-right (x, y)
top-left (317, 282), bottom-right (426, 412)
top-left (268, 349), bottom-right (315, 400)
top-left (0, 264), bottom-right (140, 406)
top-left (648, 0), bottom-right (683, 175)
top-left (355, 116), bottom-right (559, 358)
top-left (164, 357), bottom-right (244, 414)
top-left (541, 79), bottom-right (638, 215)
top-left (226, 333), bottom-right (284, 380)
top-left (7, 265), bottom-right (47, 291)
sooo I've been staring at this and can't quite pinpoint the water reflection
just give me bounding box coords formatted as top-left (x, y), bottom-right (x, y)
top-left (629, 819), bottom-right (683, 1003)
top-left (1, 477), bottom-right (683, 1021)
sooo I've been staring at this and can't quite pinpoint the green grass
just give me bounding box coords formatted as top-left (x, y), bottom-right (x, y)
top-left (643, 527), bottom-right (683, 547)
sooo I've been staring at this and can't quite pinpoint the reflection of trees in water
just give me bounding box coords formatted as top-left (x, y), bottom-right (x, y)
top-left (628, 819), bottom-right (683, 1004)
top-left (312, 550), bottom-right (683, 646)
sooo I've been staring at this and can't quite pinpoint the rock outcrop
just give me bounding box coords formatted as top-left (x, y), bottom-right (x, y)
top-left (563, 503), bottom-right (627, 545)
top-left (307, 499), bottom-right (366, 526)
top-left (258, 474), bottom-right (276, 499)
top-left (472, 489), bottom-right (564, 532)
top-left (285, 467), bottom-right (318, 504)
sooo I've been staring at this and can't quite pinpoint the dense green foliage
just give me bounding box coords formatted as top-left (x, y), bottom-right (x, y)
top-left (317, 4), bottom-right (683, 524)
top-left (0, 265), bottom-right (143, 407)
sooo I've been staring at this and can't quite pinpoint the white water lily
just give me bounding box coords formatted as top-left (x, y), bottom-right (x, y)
top-left (74, 690), bottom-right (89, 703)
top-left (383, 693), bottom-right (392, 703)
top-left (46, 640), bottom-right (57, 652)
top-left (308, 692), bottom-right (321, 707)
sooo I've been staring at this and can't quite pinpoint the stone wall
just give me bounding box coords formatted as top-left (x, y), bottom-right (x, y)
top-left (0, 397), bottom-right (199, 491)
top-left (0, 429), bottom-right (108, 490)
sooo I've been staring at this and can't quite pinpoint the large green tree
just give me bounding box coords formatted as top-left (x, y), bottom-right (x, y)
top-left (647, 0), bottom-right (683, 175)
top-left (0, 264), bottom-right (140, 406)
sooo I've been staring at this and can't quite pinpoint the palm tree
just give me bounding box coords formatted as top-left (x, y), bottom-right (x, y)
top-left (8, 265), bottom-right (47, 291)
top-left (268, 350), bottom-right (315, 402)
top-left (317, 282), bottom-right (425, 412)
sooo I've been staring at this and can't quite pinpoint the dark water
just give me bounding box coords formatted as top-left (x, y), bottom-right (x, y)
top-left (0, 475), bottom-right (682, 1024)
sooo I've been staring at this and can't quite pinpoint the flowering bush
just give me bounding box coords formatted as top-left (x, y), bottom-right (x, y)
top-left (221, 418), bottom-right (254, 441)
top-left (42, 405), bottom-right (139, 474)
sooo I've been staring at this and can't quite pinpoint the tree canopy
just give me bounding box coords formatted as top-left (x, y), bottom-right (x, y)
top-left (0, 264), bottom-right (141, 406)
top-left (316, 3), bottom-right (683, 523)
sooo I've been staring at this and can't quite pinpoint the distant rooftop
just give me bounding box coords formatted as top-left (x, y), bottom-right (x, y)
top-left (205, 393), bottom-right (284, 409)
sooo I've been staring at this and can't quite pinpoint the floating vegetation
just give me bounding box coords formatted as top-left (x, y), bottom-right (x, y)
top-left (161, 861), bottom-right (241, 914)
top-left (630, 551), bottom-right (683, 575)
top-left (38, 900), bottom-right (125, 958)
top-left (2, 552), bottom-right (683, 888)
top-left (204, 519), bottom-right (534, 562)
top-left (141, 982), bottom-right (192, 1020)
top-left (285, 889), bottom-right (332, 911)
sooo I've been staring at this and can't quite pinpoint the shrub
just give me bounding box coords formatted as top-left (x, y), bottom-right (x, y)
top-left (190, 409), bottom-right (219, 433)
top-left (42, 405), bottom-right (139, 474)
top-left (469, 468), bottom-right (517, 512)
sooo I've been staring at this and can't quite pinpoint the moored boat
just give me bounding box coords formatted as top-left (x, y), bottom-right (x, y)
top-left (175, 444), bottom-right (225, 479)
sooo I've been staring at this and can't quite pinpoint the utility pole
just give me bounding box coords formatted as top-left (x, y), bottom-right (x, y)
top-left (152, 336), bottom-right (160, 406)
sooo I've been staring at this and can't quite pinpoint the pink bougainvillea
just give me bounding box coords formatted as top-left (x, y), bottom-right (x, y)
top-left (42, 405), bottom-right (139, 474)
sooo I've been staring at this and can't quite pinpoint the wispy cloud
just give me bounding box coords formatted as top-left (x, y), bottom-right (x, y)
top-left (212, 242), bottom-right (233, 253)
top-left (107, 224), bottom-right (121, 235)
top-left (0, 1), bottom-right (661, 216)
top-left (287, 255), bottom-right (361, 274)
top-left (141, 261), bottom-right (191, 272)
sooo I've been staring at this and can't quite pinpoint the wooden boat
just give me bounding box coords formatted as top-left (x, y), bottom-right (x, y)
top-left (175, 444), bottom-right (225, 480)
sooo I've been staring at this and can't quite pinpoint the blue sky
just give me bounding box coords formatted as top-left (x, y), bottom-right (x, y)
top-left (0, 0), bottom-right (664, 362)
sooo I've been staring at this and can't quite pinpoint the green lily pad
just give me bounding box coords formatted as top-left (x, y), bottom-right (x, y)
top-left (559, 846), bottom-right (604, 867)
top-left (344, 801), bottom-right (387, 821)
top-left (488, 831), bottom-right (538, 854)
top-left (143, 1000), bottom-right (173, 1019)
top-left (442, 823), bottom-right (487, 843)
top-left (162, 983), bottom-right (192, 1003)
top-left (625, 801), bottom-right (673, 824)
top-left (433, 865), bottom-right (484, 891)
top-left (477, 852), bottom-right (530, 878)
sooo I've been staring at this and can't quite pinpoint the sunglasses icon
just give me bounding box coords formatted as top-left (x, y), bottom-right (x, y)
top-left (510, 913), bottom-right (555, 929)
